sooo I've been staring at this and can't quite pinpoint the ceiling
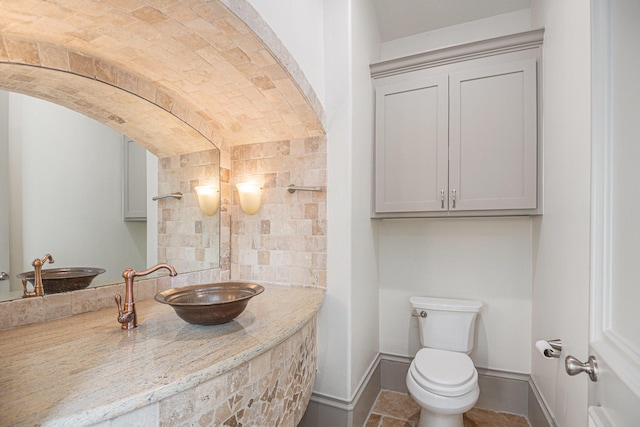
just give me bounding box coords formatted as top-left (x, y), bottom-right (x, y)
top-left (372, 0), bottom-right (531, 42)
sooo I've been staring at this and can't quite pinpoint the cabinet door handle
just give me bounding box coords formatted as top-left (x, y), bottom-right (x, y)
top-left (452, 189), bottom-right (457, 209)
top-left (440, 190), bottom-right (445, 209)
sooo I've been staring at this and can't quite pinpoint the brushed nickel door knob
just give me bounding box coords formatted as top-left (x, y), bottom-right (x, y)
top-left (565, 355), bottom-right (598, 382)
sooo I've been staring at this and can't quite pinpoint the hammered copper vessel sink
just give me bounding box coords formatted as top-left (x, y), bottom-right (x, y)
top-left (154, 282), bottom-right (265, 325)
top-left (16, 267), bottom-right (106, 294)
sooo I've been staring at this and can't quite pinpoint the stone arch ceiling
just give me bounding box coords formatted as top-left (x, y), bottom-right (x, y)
top-left (0, 0), bottom-right (325, 157)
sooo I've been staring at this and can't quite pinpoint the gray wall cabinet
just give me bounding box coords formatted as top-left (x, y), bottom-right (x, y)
top-left (371, 29), bottom-right (544, 218)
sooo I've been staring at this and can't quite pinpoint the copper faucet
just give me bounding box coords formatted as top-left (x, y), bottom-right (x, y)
top-left (22, 254), bottom-right (55, 297)
top-left (115, 263), bottom-right (177, 329)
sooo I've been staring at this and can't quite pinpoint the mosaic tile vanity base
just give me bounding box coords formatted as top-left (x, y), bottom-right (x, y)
top-left (106, 317), bottom-right (317, 427)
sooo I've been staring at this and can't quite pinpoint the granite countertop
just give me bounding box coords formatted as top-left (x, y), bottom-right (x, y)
top-left (0, 284), bottom-right (324, 427)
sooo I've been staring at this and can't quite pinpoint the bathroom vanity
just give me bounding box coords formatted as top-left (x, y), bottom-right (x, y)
top-left (0, 284), bottom-right (323, 426)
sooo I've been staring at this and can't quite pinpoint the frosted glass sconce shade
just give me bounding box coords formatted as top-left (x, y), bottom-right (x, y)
top-left (236, 182), bottom-right (262, 215)
top-left (194, 185), bottom-right (220, 216)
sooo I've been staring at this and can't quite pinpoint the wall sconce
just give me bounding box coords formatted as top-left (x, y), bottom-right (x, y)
top-left (194, 185), bottom-right (220, 216)
top-left (236, 182), bottom-right (262, 215)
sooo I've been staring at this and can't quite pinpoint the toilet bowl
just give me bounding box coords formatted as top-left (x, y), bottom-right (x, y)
top-left (406, 348), bottom-right (479, 427)
top-left (406, 296), bottom-right (483, 427)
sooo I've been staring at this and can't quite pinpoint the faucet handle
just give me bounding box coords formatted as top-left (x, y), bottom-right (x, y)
top-left (115, 293), bottom-right (134, 325)
top-left (115, 294), bottom-right (123, 316)
top-left (22, 277), bottom-right (36, 297)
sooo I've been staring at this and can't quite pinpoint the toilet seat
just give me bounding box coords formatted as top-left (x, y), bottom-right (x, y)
top-left (410, 348), bottom-right (477, 397)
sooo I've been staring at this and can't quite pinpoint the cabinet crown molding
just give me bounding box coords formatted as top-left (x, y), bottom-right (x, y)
top-left (370, 28), bottom-right (544, 78)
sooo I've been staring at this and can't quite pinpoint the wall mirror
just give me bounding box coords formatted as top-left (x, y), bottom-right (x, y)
top-left (0, 91), bottom-right (221, 302)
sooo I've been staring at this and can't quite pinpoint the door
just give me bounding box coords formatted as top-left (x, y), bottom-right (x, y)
top-left (374, 74), bottom-right (448, 213)
top-left (449, 58), bottom-right (538, 211)
top-left (589, 0), bottom-right (640, 424)
top-left (123, 137), bottom-right (148, 221)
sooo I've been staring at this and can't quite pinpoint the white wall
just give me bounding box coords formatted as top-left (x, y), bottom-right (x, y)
top-left (246, 0), bottom-right (596, 415)
top-left (246, 0), bottom-right (325, 104)
top-left (7, 93), bottom-right (147, 289)
top-left (379, 218), bottom-right (532, 373)
top-left (380, 9), bottom-right (532, 61)
top-left (249, 0), bottom-right (383, 402)
top-left (316, 0), bottom-right (354, 401)
top-left (250, 0), bottom-right (544, 402)
top-left (349, 0), bottom-right (381, 396)
top-left (529, 1), bottom-right (591, 425)
top-left (250, 0), bottom-right (352, 400)
top-left (247, 0), bottom-right (353, 400)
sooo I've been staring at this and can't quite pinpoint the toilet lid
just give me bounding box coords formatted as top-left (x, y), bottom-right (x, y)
top-left (411, 348), bottom-right (477, 396)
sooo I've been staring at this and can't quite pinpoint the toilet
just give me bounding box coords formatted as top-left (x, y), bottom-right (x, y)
top-left (406, 296), bottom-right (483, 427)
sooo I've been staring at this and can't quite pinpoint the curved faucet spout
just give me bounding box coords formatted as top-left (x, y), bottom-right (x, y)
top-left (132, 263), bottom-right (178, 279)
top-left (116, 263), bottom-right (178, 330)
top-left (39, 254), bottom-right (54, 265)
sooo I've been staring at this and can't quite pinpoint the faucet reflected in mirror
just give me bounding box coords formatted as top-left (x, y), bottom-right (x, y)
top-left (21, 254), bottom-right (54, 298)
top-left (115, 263), bottom-right (178, 330)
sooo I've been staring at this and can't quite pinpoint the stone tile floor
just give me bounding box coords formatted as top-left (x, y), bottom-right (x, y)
top-left (365, 390), bottom-right (531, 427)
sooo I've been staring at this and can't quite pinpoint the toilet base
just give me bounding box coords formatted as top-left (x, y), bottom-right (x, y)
top-left (406, 365), bottom-right (479, 427)
top-left (417, 408), bottom-right (463, 427)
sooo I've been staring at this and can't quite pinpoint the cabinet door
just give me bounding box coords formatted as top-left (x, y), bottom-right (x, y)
top-left (123, 138), bottom-right (147, 221)
top-left (374, 75), bottom-right (449, 213)
top-left (449, 58), bottom-right (538, 211)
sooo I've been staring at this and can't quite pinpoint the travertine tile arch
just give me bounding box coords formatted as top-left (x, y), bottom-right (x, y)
top-left (0, 63), bottom-right (214, 157)
top-left (0, 0), bottom-right (325, 157)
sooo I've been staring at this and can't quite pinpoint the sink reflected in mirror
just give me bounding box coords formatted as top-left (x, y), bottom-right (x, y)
top-left (155, 282), bottom-right (265, 325)
top-left (17, 267), bottom-right (106, 295)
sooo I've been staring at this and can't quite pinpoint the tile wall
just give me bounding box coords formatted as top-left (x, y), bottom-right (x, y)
top-left (158, 148), bottom-right (222, 274)
top-left (0, 0), bottom-right (324, 155)
top-left (1, 132), bottom-right (327, 330)
top-left (0, 0), bottom-right (329, 330)
top-left (230, 136), bottom-right (327, 288)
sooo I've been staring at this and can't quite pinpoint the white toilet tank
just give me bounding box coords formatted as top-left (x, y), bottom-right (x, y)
top-left (410, 296), bottom-right (483, 353)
